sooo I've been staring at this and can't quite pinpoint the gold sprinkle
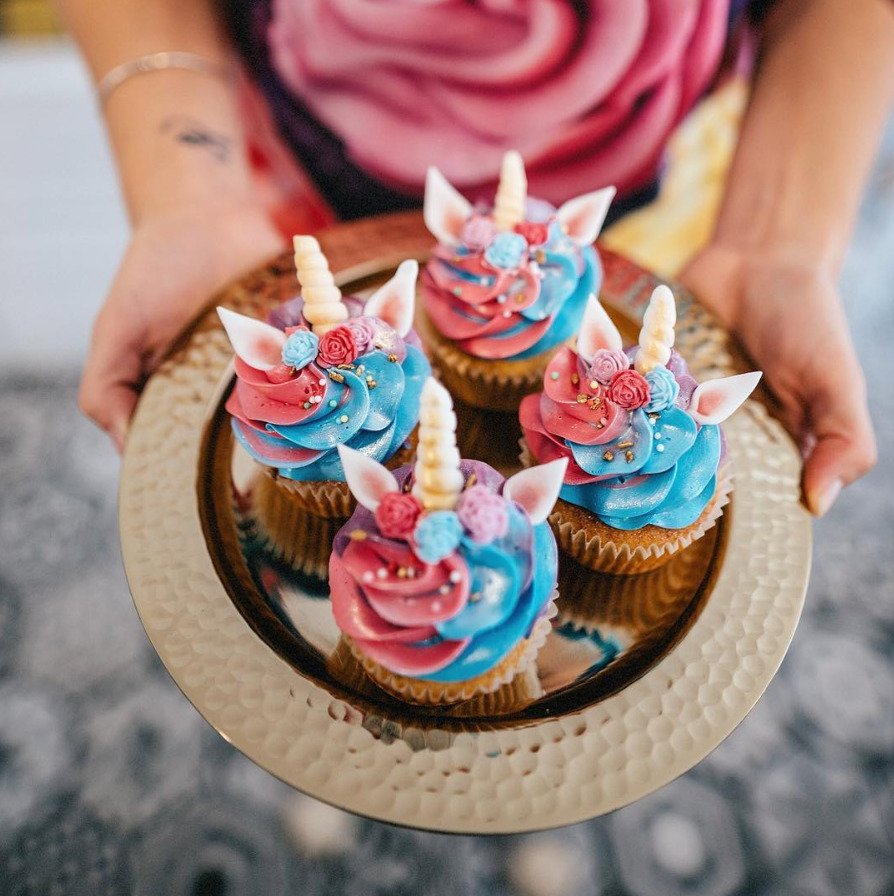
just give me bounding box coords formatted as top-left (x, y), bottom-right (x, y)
top-left (617, 440), bottom-right (634, 450)
top-left (603, 450), bottom-right (614, 462)
top-left (328, 371), bottom-right (345, 384)
top-left (465, 473), bottom-right (478, 489)
top-left (387, 353), bottom-right (398, 363)
top-left (535, 249), bottom-right (547, 265)
top-left (397, 567), bottom-right (408, 579)
top-left (337, 363), bottom-right (355, 370)
top-left (356, 365), bottom-right (364, 375)
top-left (625, 450), bottom-right (635, 463)
top-left (469, 592), bottom-right (482, 603)
top-left (349, 530), bottom-right (368, 541)
top-left (577, 394), bottom-right (589, 404)
top-left (571, 373), bottom-right (580, 386)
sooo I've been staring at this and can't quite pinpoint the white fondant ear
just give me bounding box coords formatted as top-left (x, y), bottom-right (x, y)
top-left (690, 371), bottom-right (762, 425)
top-left (217, 306), bottom-right (286, 371)
top-left (364, 259), bottom-right (418, 337)
top-left (504, 458), bottom-right (568, 525)
top-left (423, 166), bottom-right (472, 247)
top-left (338, 445), bottom-right (399, 512)
top-left (557, 185), bottom-right (616, 247)
top-left (577, 294), bottom-right (624, 363)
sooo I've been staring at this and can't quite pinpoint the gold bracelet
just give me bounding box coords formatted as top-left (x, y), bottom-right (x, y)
top-left (97, 52), bottom-right (234, 107)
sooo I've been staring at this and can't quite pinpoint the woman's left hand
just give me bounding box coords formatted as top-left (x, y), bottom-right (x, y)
top-left (679, 243), bottom-right (877, 517)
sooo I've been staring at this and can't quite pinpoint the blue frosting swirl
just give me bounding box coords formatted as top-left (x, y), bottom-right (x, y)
top-left (422, 503), bottom-right (557, 683)
top-left (559, 401), bottom-right (723, 530)
top-left (232, 344), bottom-right (430, 481)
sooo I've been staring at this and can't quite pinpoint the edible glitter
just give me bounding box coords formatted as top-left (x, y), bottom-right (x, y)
top-left (603, 450), bottom-right (614, 462)
top-left (571, 373), bottom-right (580, 386)
top-left (350, 530), bottom-right (368, 541)
top-left (329, 371), bottom-right (345, 384)
top-left (625, 450), bottom-right (635, 463)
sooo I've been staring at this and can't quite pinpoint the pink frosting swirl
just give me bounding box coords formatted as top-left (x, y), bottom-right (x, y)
top-left (267, 0), bottom-right (729, 201)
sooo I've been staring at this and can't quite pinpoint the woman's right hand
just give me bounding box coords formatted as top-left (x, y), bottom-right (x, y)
top-left (78, 199), bottom-right (286, 451)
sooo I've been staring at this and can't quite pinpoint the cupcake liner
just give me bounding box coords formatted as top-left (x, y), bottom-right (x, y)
top-left (415, 306), bottom-right (555, 412)
top-left (554, 464), bottom-right (733, 575)
top-left (554, 520), bottom-right (721, 635)
top-left (251, 430), bottom-right (418, 576)
top-left (521, 437), bottom-right (733, 575)
top-left (342, 593), bottom-right (558, 707)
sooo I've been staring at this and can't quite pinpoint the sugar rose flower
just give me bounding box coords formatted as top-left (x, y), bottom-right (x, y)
top-left (316, 324), bottom-right (359, 368)
top-left (374, 492), bottom-right (422, 540)
top-left (484, 232), bottom-right (528, 270)
top-left (281, 326), bottom-right (320, 370)
top-left (413, 511), bottom-right (463, 563)
top-left (514, 221), bottom-right (549, 247)
top-left (456, 485), bottom-right (509, 544)
top-left (588, 349), bottom-right (629, 385)
top-left (346, 316), bottom-right (377, 356)
top-left (607, 369), bottom-right (651, 410)
top-left (461, 215), bottom-right (497, 251)
top-left (644, 366), bottom-right (680, 413)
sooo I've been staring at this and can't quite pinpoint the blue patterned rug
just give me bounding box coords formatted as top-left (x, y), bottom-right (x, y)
top-left (1, 132), bottom-right (893, 896)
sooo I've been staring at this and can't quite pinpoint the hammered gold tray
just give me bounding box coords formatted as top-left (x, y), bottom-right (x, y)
top-left (120, 212), bottom-right (811, 833)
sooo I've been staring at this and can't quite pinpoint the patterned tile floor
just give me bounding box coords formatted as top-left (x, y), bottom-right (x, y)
top-left (1, 130), bottom-right (892, 896)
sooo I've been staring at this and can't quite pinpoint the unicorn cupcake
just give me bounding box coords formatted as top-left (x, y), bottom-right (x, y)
top-left (520, 287), bottom-right (761, 574)
top-left (218, 236), bottom-right (431, 575)
top-left (418, 150), bottom-right (614, 469)
top-left (328, 378), bottom-right (566, 705)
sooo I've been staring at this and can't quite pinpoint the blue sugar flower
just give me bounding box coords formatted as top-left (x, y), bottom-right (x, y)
top-left (413, 511), bottom-right (463, 563)
top-left (484, 232), bottom-right (528, 270)
top-left (282, 328), bottom-right (319, 370)
top-left (645, 366), bottom-right (680, 413)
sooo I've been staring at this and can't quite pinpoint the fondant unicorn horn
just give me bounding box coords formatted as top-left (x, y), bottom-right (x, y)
top-left (634, 285), bottom-right (676, 375)
top-left (492, 150), bottom-right (527, 232)
top-left (412, 378), bottom-right (465, 511)
top-left (293, 234), bottom-right (348, 336)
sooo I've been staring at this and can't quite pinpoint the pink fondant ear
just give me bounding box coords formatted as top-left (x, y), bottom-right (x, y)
top-left (504, 458), bottom-right (568, 525)
top-left (690, 371), bottom-right (762, 425)
top-left (338, 445), bottom-right (399, 512)
top-left (576, 294), bottom-right (623, 363)
top-left (556, 186), bottom-right (616, 247)
top-left (423, 166), bottom-right (472, 247)
top-left (364, 259), bottom-right (418, 337)
top-left (217, 306), bottom-right (286, 372)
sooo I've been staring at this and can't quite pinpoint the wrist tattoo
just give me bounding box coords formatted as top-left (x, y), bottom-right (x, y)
top-left (160, 115), bottom-right (232, 163)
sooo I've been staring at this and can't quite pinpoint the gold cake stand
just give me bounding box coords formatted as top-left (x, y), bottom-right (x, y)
top-left (120, 212), bottom-right (811, 833)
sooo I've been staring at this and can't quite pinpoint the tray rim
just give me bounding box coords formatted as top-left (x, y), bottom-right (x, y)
top-left (119, 212), bottom-right (812, 833)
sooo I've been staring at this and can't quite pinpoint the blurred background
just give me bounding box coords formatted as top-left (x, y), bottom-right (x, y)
top-left (1, 4), bottom-right (893, 895)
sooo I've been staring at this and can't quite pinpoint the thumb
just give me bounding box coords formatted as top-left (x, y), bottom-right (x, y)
top-left (801, 372), bottom-right (876, 517)
top-left (79, 310), bottom-right (145, 454)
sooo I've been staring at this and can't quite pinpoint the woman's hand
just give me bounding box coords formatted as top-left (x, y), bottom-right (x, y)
top-left (78, 200), bottom-right (286, 451)
top-left (679, 244), bottom-right (876, 516)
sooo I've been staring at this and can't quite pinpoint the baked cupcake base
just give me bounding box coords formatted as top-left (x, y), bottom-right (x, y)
top-left (250, 432), bottom-right (418, 579)
top-left (330, 597), bottom-right (557, 707)
top-left (549, 464), bottom-right (733, 575)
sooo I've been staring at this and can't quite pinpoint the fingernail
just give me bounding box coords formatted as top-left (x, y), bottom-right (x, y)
top-left (109, 421), bottom-right (127, 454)
top-left (809, 478), bottom-right (843, 517)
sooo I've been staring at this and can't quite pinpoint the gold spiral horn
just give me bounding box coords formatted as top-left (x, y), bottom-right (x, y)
top-left (412, 378), bottom-right (465, 511)
top-left (293, 235), bottom-right (348, 335)
top-left (492, 150), bottom-right (527, 232)
top-left (635, 285), bottom-right (676, 374)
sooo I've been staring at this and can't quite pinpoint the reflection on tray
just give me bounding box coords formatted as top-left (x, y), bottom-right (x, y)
top-left (200, 389), bottom-right (727, 731)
